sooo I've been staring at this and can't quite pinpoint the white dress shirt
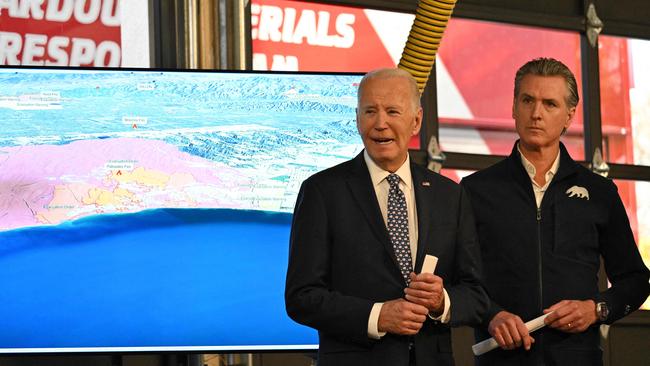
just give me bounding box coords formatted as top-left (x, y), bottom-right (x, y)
top-left (363, 151), bottom-right (451, 339)
top-left (518, 145), bottom-right (561, 207)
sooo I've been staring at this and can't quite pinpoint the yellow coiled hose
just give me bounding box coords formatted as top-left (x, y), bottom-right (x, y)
top-left (398, 0), bottom-right (457, 93)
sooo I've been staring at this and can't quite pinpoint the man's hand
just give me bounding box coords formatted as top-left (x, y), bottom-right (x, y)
top-left (404, 272), bottom-right (444, 315)
top-left (378, 298), bottom-right (428, 335)
top-left (544, 300), bottom-right (597, 333)
top-left (488, 311), bottom-right (535, 351)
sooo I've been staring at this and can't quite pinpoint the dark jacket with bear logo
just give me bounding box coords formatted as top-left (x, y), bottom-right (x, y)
top-left (462, 142), bottom-right (650, 366)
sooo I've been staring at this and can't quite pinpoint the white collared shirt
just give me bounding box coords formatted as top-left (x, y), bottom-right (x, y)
top-left (364, 151), bottom-right (418, 262)
top-left (518, 144), bottom-right (561, 208)
top-left (363, 151), bottom-right (451, 339)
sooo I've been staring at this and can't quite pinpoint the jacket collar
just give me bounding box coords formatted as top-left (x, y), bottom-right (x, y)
top-left (508, 141), bottom-right (577, 182)
top-left (507, 141), bottom-right (578, 206)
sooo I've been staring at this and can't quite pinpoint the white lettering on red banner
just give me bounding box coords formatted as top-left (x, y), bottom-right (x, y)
top-left (252, 5), bottom-right (354, 48)
top-left (251, 1), bottom-right (357, 71)
top-left (251, 0), bottom-right (396, 72)
top-left (0, 0), bottom-right (121, 67)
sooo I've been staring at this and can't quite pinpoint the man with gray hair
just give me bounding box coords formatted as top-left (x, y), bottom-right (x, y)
top-left (286, 68), bottom-right (488, 365)
top-left (462, 57), bottom-right (650, 365)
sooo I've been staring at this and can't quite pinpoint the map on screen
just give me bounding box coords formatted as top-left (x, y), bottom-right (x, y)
top-left (0, 68), bottom-right (363, 352)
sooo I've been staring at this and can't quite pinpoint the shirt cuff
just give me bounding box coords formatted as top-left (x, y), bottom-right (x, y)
top-left (368, 302), bottom-right (387, 339)
top-left (428, 289), bottom-right (451, 323)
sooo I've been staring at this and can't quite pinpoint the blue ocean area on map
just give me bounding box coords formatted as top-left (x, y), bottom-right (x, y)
top-left (0, 208), bottom-right (316, 348)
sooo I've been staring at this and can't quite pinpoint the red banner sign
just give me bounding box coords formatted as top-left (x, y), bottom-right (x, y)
top-left (252, 0), bottom-right (395, 72)
top-left (0, 0), bottom-right (121, 67)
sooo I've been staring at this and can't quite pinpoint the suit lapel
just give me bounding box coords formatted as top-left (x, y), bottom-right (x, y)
top-left (412, 163), bottom-right (437, 274)
top-left (345, 153), bottom-right (403, 277)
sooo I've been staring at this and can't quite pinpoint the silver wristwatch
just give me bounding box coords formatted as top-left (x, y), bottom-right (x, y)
top-left (596, 301), bottom-right (609, 322)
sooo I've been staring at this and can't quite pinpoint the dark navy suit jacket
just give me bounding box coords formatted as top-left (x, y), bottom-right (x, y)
top-left (286, 152), bottom-right (488, 366)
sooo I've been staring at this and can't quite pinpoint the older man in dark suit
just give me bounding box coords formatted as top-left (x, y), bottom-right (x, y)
top-left (285, 68), bottom-right (488, 366)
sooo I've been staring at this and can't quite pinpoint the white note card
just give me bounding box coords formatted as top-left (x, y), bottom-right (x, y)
top-left (472, 312), bottom-right (552, 356)
top-left (421, 254), bottom-right (438, 274)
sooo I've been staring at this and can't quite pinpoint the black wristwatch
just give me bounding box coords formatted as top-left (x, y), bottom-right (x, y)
top-left (596, 302), bottom-right (609, 322)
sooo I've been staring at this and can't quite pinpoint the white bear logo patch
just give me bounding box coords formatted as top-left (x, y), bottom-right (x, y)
top-left (566, 186), bottom-right (589, 200)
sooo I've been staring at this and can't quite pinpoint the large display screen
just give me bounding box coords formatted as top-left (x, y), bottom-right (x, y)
top-left (0, 67), bottom-right (363, 353)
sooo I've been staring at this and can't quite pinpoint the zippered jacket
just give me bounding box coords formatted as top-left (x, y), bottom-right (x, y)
top-left (461, 141), bottom-right (650, 365)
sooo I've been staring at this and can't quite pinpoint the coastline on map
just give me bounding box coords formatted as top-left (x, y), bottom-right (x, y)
top-left (0, 207), bottom-right (292, 251)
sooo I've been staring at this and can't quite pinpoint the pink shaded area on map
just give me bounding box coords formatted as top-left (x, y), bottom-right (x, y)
top-left (0, 138), bottom-right (249, 231)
